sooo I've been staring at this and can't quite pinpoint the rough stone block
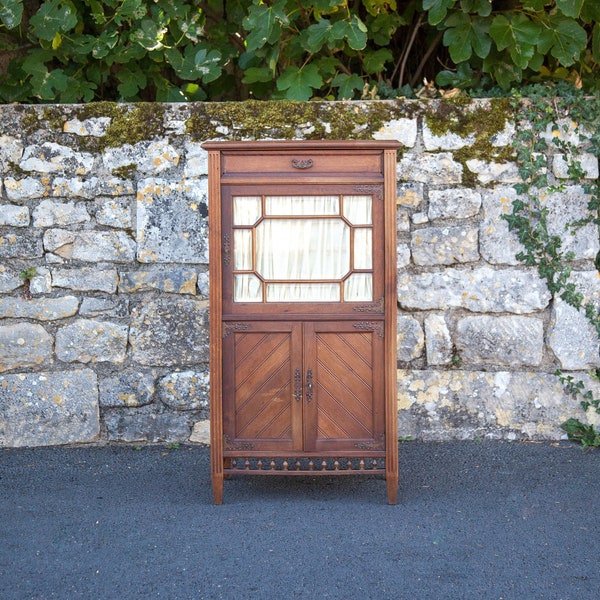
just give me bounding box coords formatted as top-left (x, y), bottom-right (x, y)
top-left (397, 152), bottom-right (463, 184)
top-left (189, 420), bottom-right (210, 444)
top-left (55, 319), bottom-right (128, 364)
top-left (552, 153), bottom-right (599, 180)
top-left (196, 271), bottom-right (210, 298)
top-left (158, 370), bottom-right (210, 411)
top-left (103, 140), bottom-right (180, 175)
top-left (411, 226), bottom-right (479, 265)
top-left (3, 177), bottom-right (48, 201)
top-left (456, 315), bottom-right (544, 367)
top-left (0, 135), bottom-right (23, 172)
top-left (398, 266), bottom-right (551, 313)
top-left (183, 142), bottom-right (208, 178)
top-left (95, 198), bottom-right (132, 229)
top-left (425, 314), bottom-right (452, 366)
top-left (0, 265), bottom-right (21, 292)
top-left (118, 267), bottom-right (197, 294)
top-left (397, 316), bottom-right (424, 361)
top-left (51, 177), bottom-right (98, 199)
top-left (0, 231), bottom-right (43, 258)
top-left (43, 229), bottom-right (135, 262)
top-left (104, 409), bottom-right (192, 443)
top-left (0, 323), bottom-right (53, 373)
top-left (20, 143), bottom-right (94, 175)
top-left (422, 122), bottom-right (475, 150)
top-left (428, 188), bottom-right (481, 220)
top-left (480, 186), bottom-right (524, 265)
top-left (466, 159), bottom-right (522, 184)
top-left (543, 185), bottom-right (598, 261)
top-left (374, 118), bottom-right (418, 147)
top-left (397, 182), bottom-right (424, 207)
top-left (396, 369), bottom-right (596, 441)
top-left (0, 205), bottom-right (30, 227)
top-left (130, 298), bottom-right (209, 366)
top-left (79, 297), bottom-right (129, 318)
top-left (136, 178), bottom-right (209, 264)
top-left (99, 370), bottom-right (156, 408)
top-left (0, 296), bottom-right (79, 320)
top-left (0, 369), bottom-right (99, 447)
top-left (63, 117), bottom-right (111, 137)
top-left (32, 199), bottom-right (90, 227)
top-left (547, 271), bottom-right (600, 370)
top-left (51, 267), bottom-right (118, 293)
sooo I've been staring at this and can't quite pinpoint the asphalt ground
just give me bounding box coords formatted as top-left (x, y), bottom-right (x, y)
top-left (1, 441), bottom-right (599, 600)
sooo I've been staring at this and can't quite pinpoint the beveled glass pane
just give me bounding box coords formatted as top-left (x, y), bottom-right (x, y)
top-left (256, 218), bottom-right (350, 280)
top-left (265, 195), bottom-right (339, 215)
top-left (234, 274), bottom-right (262, 302)
top-left (267, 283), bottom-right (340, 302)
top-left (233, 229), bottom-right (253, 270)
top-left (344, 273), bottom-right (372, 301)
top-left (233, 196), bottom-right (262, 226)
top-left (343, 195), bottom-right (372, 225)
top-left (353, 228), bottom-right (372, 269)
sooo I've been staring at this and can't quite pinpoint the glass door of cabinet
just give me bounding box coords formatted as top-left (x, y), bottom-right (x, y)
top-left (222, 185), bottom-right (385, 315)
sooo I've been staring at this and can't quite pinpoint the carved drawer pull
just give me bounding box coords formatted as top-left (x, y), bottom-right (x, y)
top-left (291, 158), bottom-right (313, 169)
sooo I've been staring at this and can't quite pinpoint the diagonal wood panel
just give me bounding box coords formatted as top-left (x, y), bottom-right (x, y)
top-left (315, 331), bottom-right (374, 440)
top-left (234, 332), bottom-right (293, 440)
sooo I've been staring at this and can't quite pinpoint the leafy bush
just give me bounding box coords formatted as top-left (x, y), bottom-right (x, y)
top-left (0, 1), bottom-right (598, 102)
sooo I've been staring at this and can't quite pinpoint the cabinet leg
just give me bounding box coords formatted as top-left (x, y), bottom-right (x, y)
top-left (386, 474), bottom-right (398, 505)
top-left (212, 473), bottom-right (224, 505)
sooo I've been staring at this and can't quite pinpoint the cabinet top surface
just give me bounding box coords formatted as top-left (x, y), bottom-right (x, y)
top-left (201, 139), bottom-right (402, 151)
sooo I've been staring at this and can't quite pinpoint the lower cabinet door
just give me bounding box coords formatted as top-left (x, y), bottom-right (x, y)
top-left (222, 321), bottom-right (303, 453)
top-left (222, 320), bottom-right (385, 454)
top-left (302, 321), bottom-right (385, 453)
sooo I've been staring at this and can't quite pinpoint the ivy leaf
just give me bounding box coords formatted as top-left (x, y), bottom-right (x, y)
top-left (243, 0), bottom-right (288, 53)
top-left (242, 67), bottom-right (274, 84)
top-left (29, 0), bottom-right (78, 41)
top-left (556, 0), bottom-right (584, 19)
top-left (543, 16), bottom-right (588, 66)
top-left (194, 48), bottom-right (223, 83)
top-left (423, 0), bottom-right (456, 27)
top-left (460, 0), bottom-right (492, 17)
top-left (331, 72), bottom-right (364, 98)
top-left (60, 77), bottom-right (97, 103)
top-left (362, 48), bottom-right (393, 74)
top-left (304, 19), bottom-right (333, 54)
top-left (346, 16), bottom-right (368, 51)
top-left (116, 0), bottom-right (147, 22)
top-left (443, 13), bottom-right (490, 63)
top-left (117, 67), bottom-right (147, 99)
top-left (0, 0), bottom-right (23, 29)
top-left (489, 13), bottom-right (541, 52)
top-left (330, 16), bottom-right (368, 51)
top-left (23, 57), bottom-right (69, 99)
top-left (130, 18), bottom-right (166, 51)
top-left (276, 64), bottom-right (323, 100)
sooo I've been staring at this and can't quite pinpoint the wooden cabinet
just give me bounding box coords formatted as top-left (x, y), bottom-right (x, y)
top-left (203, 140), bottom-right (400, 504)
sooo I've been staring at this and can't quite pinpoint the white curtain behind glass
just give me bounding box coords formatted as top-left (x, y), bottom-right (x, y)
top-left (232, 195), bottom-right (373, 303)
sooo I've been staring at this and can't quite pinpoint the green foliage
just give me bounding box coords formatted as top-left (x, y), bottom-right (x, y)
top-left (0, 1), bottom-right (598, 102)
top-left (502, 84), bottom-right (600, 448)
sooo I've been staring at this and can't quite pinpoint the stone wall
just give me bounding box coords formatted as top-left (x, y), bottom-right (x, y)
top-left (0, 100), bottom-right (598, 447)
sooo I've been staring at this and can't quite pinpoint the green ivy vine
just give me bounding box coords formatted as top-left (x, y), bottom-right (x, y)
top-left (503, 82), bottom-right (600, 447)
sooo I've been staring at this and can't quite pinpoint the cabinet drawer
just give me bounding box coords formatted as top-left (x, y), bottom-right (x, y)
top-left (221, 150), bottom-right (383, 177)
